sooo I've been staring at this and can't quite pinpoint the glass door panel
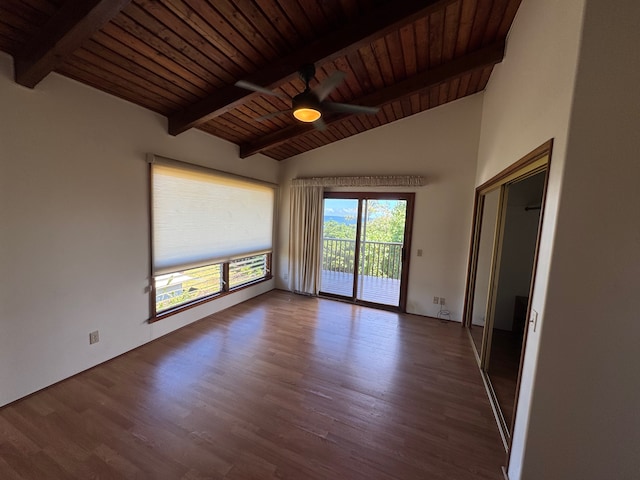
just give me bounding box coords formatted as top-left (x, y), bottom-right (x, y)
top-left (485, 171), bottom-right (546, 431)
top-left (357, 199), bottom-right (407, 306)
top-left (320, 198), bottom-right (359, 297)
top-left (469, 188), bottom-right (501, 355)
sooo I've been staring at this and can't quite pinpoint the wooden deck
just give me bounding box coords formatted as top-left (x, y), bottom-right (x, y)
top-left (320, 270), bottom-right (400, 306)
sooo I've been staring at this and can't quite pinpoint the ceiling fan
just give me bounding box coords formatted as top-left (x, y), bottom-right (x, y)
top-left (235, 64), bottom-right (379, 129)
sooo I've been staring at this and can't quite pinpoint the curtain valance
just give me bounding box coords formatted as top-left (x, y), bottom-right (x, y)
top-left (291, 175), bottom-right (425, 188)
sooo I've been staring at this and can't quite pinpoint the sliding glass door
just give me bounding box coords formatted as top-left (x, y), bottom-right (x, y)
top-left (463, 141), bottom-right (551, 452)
top-left (320, 193), bottom-right (413, 310)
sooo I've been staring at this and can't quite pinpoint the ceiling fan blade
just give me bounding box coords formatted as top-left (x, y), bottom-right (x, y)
top-left (235, 80), bottom-right (287, 99)
top-left (323, 101), bottom-right (380, 115)
top-left (312, 71), bottom-right (346, 101)
top-left (312, 118), bottom-right (327, 131)
top-left (255, 109), bottom-right (292, 121)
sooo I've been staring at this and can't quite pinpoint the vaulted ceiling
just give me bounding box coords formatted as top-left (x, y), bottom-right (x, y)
top-left (0, 0), bottom-right (521, 160)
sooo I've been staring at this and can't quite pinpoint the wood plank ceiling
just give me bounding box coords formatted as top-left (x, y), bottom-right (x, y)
top-left (0, 0), bottom-right (522, 161)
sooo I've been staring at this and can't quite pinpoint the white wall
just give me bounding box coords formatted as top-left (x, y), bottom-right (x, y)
top-left (0, 53), bottom-right (279, 407)
top-left (518, 0), bottom-right (640, 478)
top-left (277, 95), bottom-right (483, 319)
top-left (475, 0), bottom-right (585, 477)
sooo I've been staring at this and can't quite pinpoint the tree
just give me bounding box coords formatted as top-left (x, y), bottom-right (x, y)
top-left (362, 201), bottom-right (406, 243)
top-left (322, 219), bottom-right (356, 239)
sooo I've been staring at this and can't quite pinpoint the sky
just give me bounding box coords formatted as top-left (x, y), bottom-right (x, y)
top-left (323, 199), bottom-right (401, 219)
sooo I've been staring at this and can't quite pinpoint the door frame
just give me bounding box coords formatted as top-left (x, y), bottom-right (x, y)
top-left (320, 191), bottom-right (415, 312)
top-left (462, 139), bottom-right (553, 455)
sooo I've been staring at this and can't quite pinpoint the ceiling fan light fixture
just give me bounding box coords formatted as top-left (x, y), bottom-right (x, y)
top-left (293, 107), bottom-right (322, 122)
top-left (292, 92), bottom-right (321, 122)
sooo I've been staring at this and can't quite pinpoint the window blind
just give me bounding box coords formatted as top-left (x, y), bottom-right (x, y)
top-left (151, 161), bottom-right (275, 275)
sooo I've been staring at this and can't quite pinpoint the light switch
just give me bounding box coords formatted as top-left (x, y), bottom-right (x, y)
top-left (417, 249), bottom-right (423, 257)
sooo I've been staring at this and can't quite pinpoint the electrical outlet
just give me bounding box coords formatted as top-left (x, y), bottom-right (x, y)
top-left (439, 297), bottom-right (446, 305)
top-left (433, 296), bottom-right (439, 304)
top-left (89, 330), bottom-right (99, 345)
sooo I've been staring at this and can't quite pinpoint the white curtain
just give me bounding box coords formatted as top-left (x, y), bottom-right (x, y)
top-left (288, 185), bottom-right (324, 294)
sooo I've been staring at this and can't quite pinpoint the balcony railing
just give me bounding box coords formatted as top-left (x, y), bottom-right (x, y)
top-left (322, 238), bottom-right (403, 279)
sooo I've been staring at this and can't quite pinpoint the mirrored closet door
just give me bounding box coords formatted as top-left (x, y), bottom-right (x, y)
top-left (463, 141), bottom-right (552, 451)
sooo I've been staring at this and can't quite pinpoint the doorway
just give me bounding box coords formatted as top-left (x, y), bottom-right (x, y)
top-left (464, 141), bottom-right (552, 450)
top-left (319, 192), bottom-right (414, 311)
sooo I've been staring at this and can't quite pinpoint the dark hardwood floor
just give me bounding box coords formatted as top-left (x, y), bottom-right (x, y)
top-left (0, 290), bottom-right (505, 479)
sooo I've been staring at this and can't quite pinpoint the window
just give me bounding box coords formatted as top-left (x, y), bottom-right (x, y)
top-left (155, 264), bottom-right (223, 314)
top-left (149, 156), bottom-right (275, 318)
top-left (229, 254), bottom-right (269, 289)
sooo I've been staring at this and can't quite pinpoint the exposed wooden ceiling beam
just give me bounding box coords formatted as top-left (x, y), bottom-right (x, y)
top-left (239, 40), bottom-right (506, 159)
top-left (14, 0), bottom-right (132, 88)
top-left (168, 0), bottom-right (457, 136)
